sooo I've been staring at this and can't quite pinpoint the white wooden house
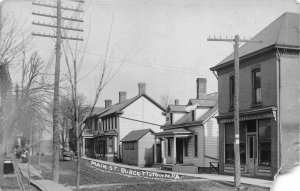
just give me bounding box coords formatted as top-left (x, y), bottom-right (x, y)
top-left (82, 83), bottom-right (165, 162)
top-left (154, 78), bottom-right (219, 173)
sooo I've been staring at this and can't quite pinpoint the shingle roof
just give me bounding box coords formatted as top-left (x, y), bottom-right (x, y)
top-left (188, 99), bottom-right (217, 107)
top-left (167, 105), bottom-right (188, 113)
top-left (90, 107), bottom-right (107, 117)
top-left (211, 12), bottom-right (300, 71)
top-left (99, 94), bottom-right (165, 118)
top-left (121, 129), bottom-right (153, 142)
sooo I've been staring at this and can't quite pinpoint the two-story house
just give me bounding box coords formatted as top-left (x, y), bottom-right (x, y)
top-left (154, 78), bottom-right (219, 173)
top-left (210, 12), bottom-right (300, 179)
top-left (82, 83), bottom-right (166, 162)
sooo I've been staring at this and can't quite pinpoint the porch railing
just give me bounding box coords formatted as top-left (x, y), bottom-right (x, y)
top-left (209, 162), bottom-right (219, 174)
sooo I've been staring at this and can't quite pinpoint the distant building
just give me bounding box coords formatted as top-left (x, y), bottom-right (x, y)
top-left (210, 12), bottom-right (300, 178)
top-left (83, 83), bottom-right (166, 162)
top-left (121, 129), bottom-right (155, 167)
top-left (155, 78), bottom-right (219, 173)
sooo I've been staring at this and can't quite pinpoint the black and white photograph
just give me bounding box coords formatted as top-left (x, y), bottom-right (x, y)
top-left (0, 0), bottom-right (299, 190)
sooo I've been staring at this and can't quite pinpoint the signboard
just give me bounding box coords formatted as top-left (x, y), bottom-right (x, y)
top-left (84, 159), bottom-right (180, 180)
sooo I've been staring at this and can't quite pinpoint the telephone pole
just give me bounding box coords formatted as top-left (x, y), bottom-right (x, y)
top-left (32, 0), bottom-right (84, 183)
top-left (208, 35), bottom-right (261, 188)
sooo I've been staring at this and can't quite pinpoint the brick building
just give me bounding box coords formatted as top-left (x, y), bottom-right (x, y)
top-left (210, 12), bottom-right (300, 178)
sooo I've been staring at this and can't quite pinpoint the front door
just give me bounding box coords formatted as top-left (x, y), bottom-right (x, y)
top-left (99, 140), bottom-right (106, 157)
top-left (156, 143), bottom-right (162, 163)
top-left (247, 135), bottom-right (256, 174)
top-left (176, 139), bottom-right (183, 164)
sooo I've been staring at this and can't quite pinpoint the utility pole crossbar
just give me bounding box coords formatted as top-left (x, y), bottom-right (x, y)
top-left (32, 12), bottom-right (84, 22)
top-left (32, 21), bottom-right (84, 32)
top-left (32, 2), bottom-right (84, 12)
top-left (207, 35), bottom-right (262, 189)
top-left (32, 32), bottom-right (84, 41)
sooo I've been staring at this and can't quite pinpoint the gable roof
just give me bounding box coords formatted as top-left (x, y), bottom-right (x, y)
top-left (162, 103), bottom-right (218, 128)
top-left (90, 107), bottom-right (107, 117)
top-left (98, 93), bottom-right (165, 118)
top-left (121, 129), bottom-right (154, 142)
top-left (211, 12), bottom-right (300, 71)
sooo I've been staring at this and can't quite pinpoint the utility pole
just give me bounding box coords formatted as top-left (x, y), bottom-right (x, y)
top-left (32, 0), bottom-right (84, 183)
top-left (208, 35), bottom-right (262, 188)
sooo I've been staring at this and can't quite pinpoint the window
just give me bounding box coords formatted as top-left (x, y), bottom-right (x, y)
top-left (95, 118), bottom-right (98, 131)
top-left (192, 110), bottom-right (195, 121)
top-left (258, 119), bottom-right (271, 167)
top-left (125, 142), bottom-right (134, 150)
top-left (184, 138), bottom-right (188, 156)
top-left (252, 68), bottom-right (261, 103)
top-left (170, 113), bottom-right (173, 124)
top-left (167, 138), bottom-right (171, 156)
top-left (225, 122), bottom-right (246, 164)
top-left (194, 135), bottom-right (198, 157)
top-left (229, 76), bottom-right (235, 108)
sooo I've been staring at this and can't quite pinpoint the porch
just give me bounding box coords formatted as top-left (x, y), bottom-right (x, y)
top-left (154, 128), bottom-right (194, 165)
top-left (83, 130), bottom-right (118, 162)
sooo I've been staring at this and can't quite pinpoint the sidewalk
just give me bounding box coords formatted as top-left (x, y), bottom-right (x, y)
top-left (83, 156), bottom-right (273, 188)
top-left (18, 163), bottom-right (72, 191)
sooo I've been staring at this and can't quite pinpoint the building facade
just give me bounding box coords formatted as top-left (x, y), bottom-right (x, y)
top-left (155, 78), bottom-right (219, 173)
top-left (210, 12), bottom-right (300, 178)
top-left (83, 83), bottom-right (166, 162)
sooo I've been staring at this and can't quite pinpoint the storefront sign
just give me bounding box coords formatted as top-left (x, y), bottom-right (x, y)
top-left (84, 159), bottom-right (180, 180)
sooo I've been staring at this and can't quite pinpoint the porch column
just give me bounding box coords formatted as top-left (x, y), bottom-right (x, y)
top-left (173, 136), bottom-right (176, 164)
top-left (154, 138), bottom-right (157, 163)
top-left (82, 138), bottom-right (86, 156)
top-left (161, 138), bottom-right (166, 164)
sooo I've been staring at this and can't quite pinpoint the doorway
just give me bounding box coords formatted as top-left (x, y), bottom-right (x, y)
top-left (247, 135), bottom-right (256, 174)
top-left (98, 140), bottom-right (106, 157)
top-left (156, 143), bottom-right (162, 163)
top-left (176, 139), bottom-right (183, 164)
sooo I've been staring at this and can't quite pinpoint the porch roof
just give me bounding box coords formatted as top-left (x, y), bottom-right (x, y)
top-left (94, 130), bottom-right (118, 137)
top-left (154, 128), bottom-right (194, 138)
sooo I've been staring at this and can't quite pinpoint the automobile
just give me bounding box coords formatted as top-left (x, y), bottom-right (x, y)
top-left (60, 147), bottom-right (75, 161)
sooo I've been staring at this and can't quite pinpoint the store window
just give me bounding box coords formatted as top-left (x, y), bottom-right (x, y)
top-left (258, 119), bottom-right (271, 166)
top-left (225, 122), bottom-right (246, 164)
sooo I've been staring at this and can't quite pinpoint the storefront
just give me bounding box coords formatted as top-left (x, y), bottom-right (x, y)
top-left (218, 107), bottom-right (277, 178)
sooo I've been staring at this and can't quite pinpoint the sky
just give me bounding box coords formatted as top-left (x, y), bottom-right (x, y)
top-left (2, 0), bottom-right (299, 107)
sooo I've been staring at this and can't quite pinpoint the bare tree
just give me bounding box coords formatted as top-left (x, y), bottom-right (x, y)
top-left (160, 93), bottom-right (174, 108)
top-left (0, 52), bottom-right (52, 189)
top-left (61, 12), bottom-right (126, 190)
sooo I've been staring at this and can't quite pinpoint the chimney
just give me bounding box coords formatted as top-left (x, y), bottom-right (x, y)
top-left (175, 99), bottom-right (179, 105)
top-left (105, 99), bottom-right (112, 108)
top-left (196, 78), bottom-right (207, 99)
top-left (119, 91), bottom-right (127, 103)
top-left (138, 82), bottom-right (146, 95)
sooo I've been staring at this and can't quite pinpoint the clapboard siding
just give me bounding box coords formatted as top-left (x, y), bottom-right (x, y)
top-left (119, 96), bottom-right (165, 140)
